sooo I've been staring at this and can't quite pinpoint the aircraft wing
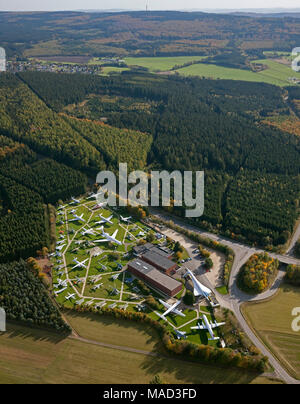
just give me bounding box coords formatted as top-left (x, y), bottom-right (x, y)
top-left (159, 299), bottom-right (171, 310)
top-left (191, 324), bottom-right (206, 330)
top-left (154, 311), bottom-right (167, 322)
top-left (172, 308), bottom-right (186, 318)
top-left (112, 229), bottom-right (119, 240)
top-left (161, 300), bottom-right (181, 317)
top-left (210, 321), bottom-right (226, 329)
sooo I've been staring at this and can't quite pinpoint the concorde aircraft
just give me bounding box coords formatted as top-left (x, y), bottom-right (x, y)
top-left (191, 315), bottom-right (225, 341)
top-left (95, 214), bottom-right (113, 225)
top-left (155, 299), bottom-right (186, 322)
top-left (185, 268), bottom-right (212, 298)
top-left (72, 258), bottom-right (89, 270)
top-left (94, 226), bottom-right (122, 246)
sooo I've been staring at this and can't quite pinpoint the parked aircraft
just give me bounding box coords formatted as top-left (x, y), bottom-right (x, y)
top-left (95, 214), bottom-right (113, 225)
top-left (92, 203), bottom-right (107, 210)
top-left (72, 258), bottom-right (89, 270)
top-left (94, 226), bottom-right (122, 246)
top-left (120, 215), bottom-right (132, 223)
top-left (69, 213), bottom-right (85, 223)
top-left (86, 191), bottom-right (104, 200)
top-left (191, 315), bottom-right (225, 341)
top-left (175, 330), bottom-right (187, 340)
top-left (81, 227), bottom-right (96, 236)
top-left (185, 268), bottom-right (212, 298)
top-left (70, 197), bottom-right (80, 204)
top-left (65, 293), bottom-right (76, 301)
top-left (155, 299), bottom-right (186, 321)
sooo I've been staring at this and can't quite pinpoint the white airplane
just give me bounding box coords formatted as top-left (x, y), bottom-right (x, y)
top-left (111, 273), bottom-right (120, 281)
top-left (137, 231), bottom-right (145, 237)
top-left (70, 197), bottom-right (80, 204)
top-left (95, 214), bottom-right (113, 225)
top-left (81, 227), bottom-right (96, 236)
top-left (69, 213), bottom-right (85, 223)
top-left (86, 191), bottom-right (104, 200)
top-left (175, 330), bottom-right (187, 340)
top-left (191, 315), bottom-right (225, 341)
top-left (56, 278), bottom-right (67, 287)
top-left (58, 204), bottom-right (67, 210)
top-left (56, 243), bottom-right (66, 251)
top-left (110, 288), bottom-right (119, 296)
top-left (155, 299), bottom-right (186, 321)
top-left (92, 202), bottom-right (107, 210)
top-left (57, 239), bottom-right (66, 245)
top-left (185, 268), bottom-right (212, 298)
top-left (55, 287), bottom-right (67, 295)
top-left (72, 258), bottom-right (89, 270)
top-left (120, 215), bottom-right (132, 223)
top-left (95, 301), bottom-right (107, 309)
top-left (65, 293), bottom-right (76, 301)
top-left (94, 226), bottom-right (122, 246)
top-left (92, 283), bottom-right (103, 291)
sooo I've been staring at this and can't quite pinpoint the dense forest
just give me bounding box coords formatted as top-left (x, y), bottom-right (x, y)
top-left (0, 260), bottom-right (70, 331)
top-left (19, 71), bottom-right (300, 248)
top-left (0, 70), bottom-right (299, 264)
top-left (1, 11), bottom-right (300, 59)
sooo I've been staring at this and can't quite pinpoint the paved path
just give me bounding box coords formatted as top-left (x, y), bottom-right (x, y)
top-left (150, 211), bottom-right (300, 384)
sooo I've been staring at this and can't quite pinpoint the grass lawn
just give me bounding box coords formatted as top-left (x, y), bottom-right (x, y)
top-left (242, 284), bottom-right (300, 380)
top-left (0, 323), bottom-right (279, 384)
top-left (125, 56), bottom-right (207, 72)
top-left (216, 285), bottom-right (229, 295)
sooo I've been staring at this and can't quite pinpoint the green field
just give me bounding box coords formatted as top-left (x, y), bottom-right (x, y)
top-left (176, 59), bottom-right (300, 87)
top-left (125, 56), bottom-right (207, 72)
top-left (0, 322), bottom-right (280, 384)
top-left (242, 284), bottom-right (300, 380)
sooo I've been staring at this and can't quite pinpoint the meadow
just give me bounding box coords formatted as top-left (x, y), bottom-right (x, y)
top-left (176, 60), bottom-right (299, 87)
top-left (124, 56), bottom-right (207, 72)
top-left (242, 284), bottom-right (300, 380)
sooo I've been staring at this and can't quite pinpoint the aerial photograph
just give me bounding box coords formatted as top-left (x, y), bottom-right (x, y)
top-left (0, 0), bottom-right (299, 390)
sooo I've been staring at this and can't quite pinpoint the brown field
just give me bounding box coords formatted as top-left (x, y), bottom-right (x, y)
top-left (242, 284), bottom-right (300, 380)
top-left (0, 320), bottom-right (282, 384)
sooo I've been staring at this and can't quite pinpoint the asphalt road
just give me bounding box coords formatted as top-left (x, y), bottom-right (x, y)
top-left (150, 210), bottom-right (300, 384)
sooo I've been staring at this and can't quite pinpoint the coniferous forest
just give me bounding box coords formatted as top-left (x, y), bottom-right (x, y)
top-left (0, 70), bottom-right (299, 265)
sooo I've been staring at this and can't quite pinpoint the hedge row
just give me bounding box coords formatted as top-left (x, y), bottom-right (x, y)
top-left (69, 305), bottom-right (268, 373)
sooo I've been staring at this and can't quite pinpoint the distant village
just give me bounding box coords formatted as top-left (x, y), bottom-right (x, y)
top-left (6, 57), bottom-right (126, 75)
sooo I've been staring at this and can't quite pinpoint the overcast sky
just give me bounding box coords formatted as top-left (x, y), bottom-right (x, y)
top-left (1, 0), bottom-right (300, 12)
